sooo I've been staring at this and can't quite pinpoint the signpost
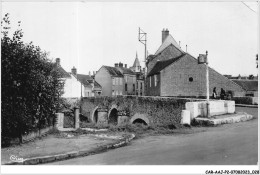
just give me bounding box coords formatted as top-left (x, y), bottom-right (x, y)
top-left (198, 51), bottom-right (210, 118)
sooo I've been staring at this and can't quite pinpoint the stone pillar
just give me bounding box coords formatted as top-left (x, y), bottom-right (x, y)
top-left (181, 110), bottom-right (191, 125)
top-left (117, 115), bottom-right (129, 126)
top-left (55, 113), bottom-right (64, 129)
top-left (74, 107), bottom-right (80, 129)
top-left (97, 108), bottom-right (108, 125)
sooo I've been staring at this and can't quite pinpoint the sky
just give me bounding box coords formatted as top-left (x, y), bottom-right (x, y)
top-left (1, 1), bottom-right (259, 76)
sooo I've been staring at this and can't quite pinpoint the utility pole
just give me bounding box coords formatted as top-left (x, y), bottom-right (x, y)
top-left (205, 51), bottom-right (210, 118)
top-left (198, 51), bottom-right (210, 118)
top-left (256, 54), bottom-right (258, 69)
top-left (138, 27), bottom-right (147, 77)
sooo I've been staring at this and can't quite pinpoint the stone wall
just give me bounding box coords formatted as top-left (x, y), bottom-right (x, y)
top-left (80, 96), bottom-right (201, 127)
top-left (146, 74), bottom-right (161, 96)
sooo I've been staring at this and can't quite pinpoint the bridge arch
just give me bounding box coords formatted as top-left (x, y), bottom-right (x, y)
top-left (108, 104), bottom-right (118, 125)
top-left (91, 106), bottom-right (99, 123)
top-left (130, 113), bottom-right (150, 126)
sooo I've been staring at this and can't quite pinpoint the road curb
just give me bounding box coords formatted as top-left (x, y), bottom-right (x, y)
top-left (4, 133), bottom-right (135, 165)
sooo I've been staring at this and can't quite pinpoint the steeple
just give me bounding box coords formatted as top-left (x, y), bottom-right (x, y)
top-left (133, 52), bottom-right (141, 67)
top-left (132, 51), bottom-right (141, 73)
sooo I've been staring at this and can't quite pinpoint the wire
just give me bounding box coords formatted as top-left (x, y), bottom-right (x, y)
top-left (241, 2), bottom-right (257, 13)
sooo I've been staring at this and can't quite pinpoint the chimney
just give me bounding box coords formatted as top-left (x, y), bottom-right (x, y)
top-left (56, 58), bottom-right (60, 67)
top-left (162, 28), bottom-right (169, 43)
top-left (71, 66), bottom-right (77, 75)
top-left (119, 62), bottom-right (123, 68)
top-left (93, 71), bottom-right (95, 75)
top-left (125, 64), bottom-right (127, 68)
top-left (89, 71), bottom-right (91, 76)
top-left (115, 63), bottom-right (119, 67)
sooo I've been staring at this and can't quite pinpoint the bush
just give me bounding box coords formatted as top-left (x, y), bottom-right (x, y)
top-left (232, 97), bottom-right (253, 105)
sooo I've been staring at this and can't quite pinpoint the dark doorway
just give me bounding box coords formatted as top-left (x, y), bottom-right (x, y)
top-left (108, 108), bottom-right (118, 125)
top-left (93, 109), bottom-right (98, 123)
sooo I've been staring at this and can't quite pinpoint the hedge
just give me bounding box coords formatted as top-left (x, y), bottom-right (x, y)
top-left (232, 97), bottom-right (253, 105)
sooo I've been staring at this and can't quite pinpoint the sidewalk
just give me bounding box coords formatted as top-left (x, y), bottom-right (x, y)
top-left (1, 131), bottom-right (135, 165)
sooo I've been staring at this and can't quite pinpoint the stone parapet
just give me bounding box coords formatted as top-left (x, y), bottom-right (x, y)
top-left (185, 100), bottom-right (235, 119)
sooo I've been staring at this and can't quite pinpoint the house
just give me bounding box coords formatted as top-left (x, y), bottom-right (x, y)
top-left (76, 73), bottom-right (102, 97)
top-left (145, 29), bottom-right (245, 97)
top-left (231, 80), bottom-right (258, 97)
top-left (95, 66), bottom-right (124, 96)
top-left (55, 58), bottom-right (102, 98)
top-left (224, 74), bottom-right (258, 81)
top-left (115, 62), bottom-right (137, 95)
top-left (95, 54), bottom-right (145, 97)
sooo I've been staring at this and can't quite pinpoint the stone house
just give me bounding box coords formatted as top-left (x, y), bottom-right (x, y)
top-left (145, 29), bottom-right (245, 97)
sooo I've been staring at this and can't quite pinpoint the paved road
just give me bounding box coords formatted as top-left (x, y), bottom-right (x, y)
top-left (48, 107), bottom-right (258, 165)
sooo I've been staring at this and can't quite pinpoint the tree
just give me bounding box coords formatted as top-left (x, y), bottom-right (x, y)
top-left (248, 74), bottom-right (254, 80)
top-left (1, 13), bottom-right (64, 146)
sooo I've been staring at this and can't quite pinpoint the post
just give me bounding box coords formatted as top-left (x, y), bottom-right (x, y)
top-left (206, 51), bottom-right (210, 118)
top-left (74, 107), bottom-right (80, 129)
top-left (55, 113), bottom-right (64, 129)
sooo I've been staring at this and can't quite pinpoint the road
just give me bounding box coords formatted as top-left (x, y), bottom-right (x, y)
top-left (48, 107), bottom-right (258, 165)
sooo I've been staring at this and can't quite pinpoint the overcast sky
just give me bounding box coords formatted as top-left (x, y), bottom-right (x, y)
top-left (2, 1), bottom-right (259, 76)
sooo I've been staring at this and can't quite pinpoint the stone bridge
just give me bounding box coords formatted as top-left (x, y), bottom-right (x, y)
top-left (80, 96), bottom-right (199, 127)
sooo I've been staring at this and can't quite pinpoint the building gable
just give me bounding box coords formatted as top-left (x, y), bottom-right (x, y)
top-left (160, 54), bottom-right (245, 97)
top-left (147, 44), bottom-right (183, 74)
top-left (147, 54), bottom-right (186, 77)
top-left (155, 34), bottom-right (183, 55)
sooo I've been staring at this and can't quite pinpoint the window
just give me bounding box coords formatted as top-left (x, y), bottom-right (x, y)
top-left (189, 77), bottom-right (193, 82)
top-left (140, 82), bottom-right (142, 90)
top-left (150, 76), bottom-right (151, 87)
top-left (112, 78), bottom-right (115, 85)
top-left (154, 75), bottom-right (157, 87)
top-left (133, 84), bottom-right (135, 92)
top-left (116, 78), bottom-right (118, 85)
top-left (112, 90), bottom-right (115, 96)
top-left (133, 76), bottom-right (136, 83)
top-left (125, 84), bottom-right (128, 92)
